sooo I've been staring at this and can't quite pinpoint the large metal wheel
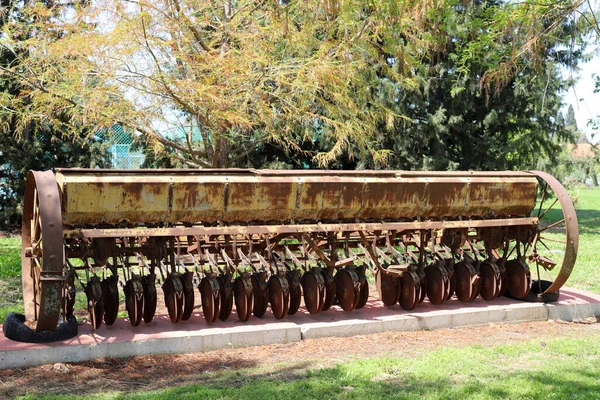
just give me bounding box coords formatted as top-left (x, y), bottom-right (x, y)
top-left (526, 171), bottom-right (579, 294)
top-left (21, 171), bottom-right (64, 332)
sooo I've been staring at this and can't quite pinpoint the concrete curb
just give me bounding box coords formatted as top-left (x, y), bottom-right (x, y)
top-left (2, 287), bottom-right (599, 370)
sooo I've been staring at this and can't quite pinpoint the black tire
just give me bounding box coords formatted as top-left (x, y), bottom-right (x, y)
top-left (505, 280), bottom-right (560, 303)
top-left (3, 313), bottom-right (78, 343)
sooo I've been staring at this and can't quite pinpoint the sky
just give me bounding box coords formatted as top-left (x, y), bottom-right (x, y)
top-left (563, 49), bottom-right (600, 143)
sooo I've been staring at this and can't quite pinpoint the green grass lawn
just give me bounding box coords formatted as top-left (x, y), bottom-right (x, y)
top-left (0, 236), bottom-right (23, 321)
top-left (14, 334), bottom-right (600, 399)
top-left (559, 188), bottom-right (600, 292)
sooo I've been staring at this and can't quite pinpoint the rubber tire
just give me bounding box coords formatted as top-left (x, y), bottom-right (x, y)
top-left (3, 313), bottom-right (78, 343)
top-left (506, 279), bottom-right (560, 303)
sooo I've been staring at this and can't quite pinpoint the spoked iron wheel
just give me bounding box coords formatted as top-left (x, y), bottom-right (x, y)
top-left (85, 276), bottom-right (104, 330)
top-left (233, 273), bottom-right (254, 322)
top-left (218, 273), bottom-right (234, 321)
top-left (141, 274), bottom-right (157, 323)
top-left (21, 171), bottom-right (64, 331)
top-left (163, 272), bottom-right (184, 324)
top-left (524, 171), bottom-right (579, 296)
top-left (125, 275), bottom-right (144, 327)
top-left (199, 274), bottom-right (221, 323)
top-left (302, 267), bottom-right (325, 315)
top-left (102, 274), bottom-right (120, 326)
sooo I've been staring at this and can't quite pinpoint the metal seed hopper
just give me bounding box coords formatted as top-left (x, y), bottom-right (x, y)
top-left (22, 169), bottom-right (578, 331)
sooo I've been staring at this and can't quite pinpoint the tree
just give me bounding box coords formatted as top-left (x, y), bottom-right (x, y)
top-left (0, 1), bottom-right (110, 229)
top-left (255, 1), bottom-right (586, 172)
top-left (566, 104), bottom-right (578, 131)
top-left (0, 0), bottom-right (594, 169)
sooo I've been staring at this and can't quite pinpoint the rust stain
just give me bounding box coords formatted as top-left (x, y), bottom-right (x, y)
top-left (57, 170), bottom-right (539, 225)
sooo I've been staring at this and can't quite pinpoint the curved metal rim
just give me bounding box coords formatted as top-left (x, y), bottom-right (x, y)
top-left (527, 171), bottom-right (579, 294)
top-left (22, 170), bottom-right (64, 332)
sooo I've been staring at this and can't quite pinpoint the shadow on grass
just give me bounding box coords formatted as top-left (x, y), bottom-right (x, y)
top-left (537, 208), bottom-right (600, 236)
top-left (574, 209), bottom-right (600, 236)
top-left (90, 362), bottom-right (600, 400)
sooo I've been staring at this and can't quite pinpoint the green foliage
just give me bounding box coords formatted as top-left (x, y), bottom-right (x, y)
top-left (0, 0), bottom-right (593, 170)
top-left (0, 236), bottom-right (20, 278)
top-left (0, 0), bottom-right (111, 229)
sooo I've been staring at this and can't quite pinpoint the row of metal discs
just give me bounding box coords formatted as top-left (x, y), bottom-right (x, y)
top-left (74, 264), bottom-right (371, 329)
top-left (71, 257), bottom-right (530, 329)
top-left (378, 257), bottom-right (532, 311)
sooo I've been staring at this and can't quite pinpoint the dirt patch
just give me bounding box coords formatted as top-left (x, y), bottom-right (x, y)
top-left (1, 319), bottom-right (600, 398)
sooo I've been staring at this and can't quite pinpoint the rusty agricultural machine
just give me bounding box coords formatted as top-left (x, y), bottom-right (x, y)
top-left (21, 169), bottom-right (578, 332)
